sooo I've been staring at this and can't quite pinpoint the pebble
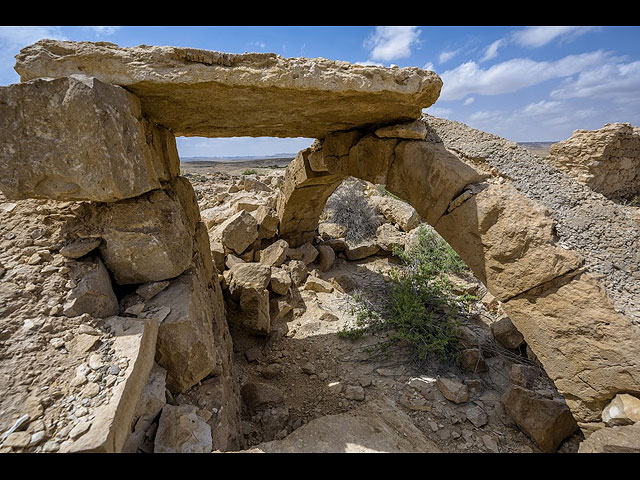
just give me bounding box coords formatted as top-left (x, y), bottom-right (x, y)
top-left (107, 365), bottom-right (120, 376)
top-left (343, 385), bottom-right (365, 401)
top-left (88, 354), bottom-right (103, 370)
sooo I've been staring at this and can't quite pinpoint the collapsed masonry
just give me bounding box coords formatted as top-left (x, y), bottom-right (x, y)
top-left (0, 39), bottom-right (639, 452)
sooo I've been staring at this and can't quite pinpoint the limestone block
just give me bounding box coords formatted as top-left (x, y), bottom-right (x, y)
top-left (64, 316), bottom-right (159, 452)
top-left (374, 119), bottom-right (428, 140)
top-left (154, 405), bottom-right (213, 453)
top-left (213, 210), bottom-right (259, 255)
top-left (503, 272), bottom-right (640, 424)
top-left (503, 385), bottom-right (577, 453)
top-left (258, 239), bottom-right (288, 268)
top-left (375, 223), bottom-right (407, 253)
top-left (145, 272), bottom-right (218, 393)
top-left (269, 268), bottom-right (292, 296)
top-left (578, 423), bottom-right (640, 453)
top-left (601, 393), bottom-right (640, 427)
top-left (0, 75), bottom-right (178, 202)
top-left (286, 242), bottom-right (319, 265)
top-left (387, 140), bottom-right (486, 225)
top-left (97, 179), bottom-right (195, 284)
top-left (16, 40), bottom-right (443, 138)
top-left (316, 245), bottom-right (336, 272)
top-left (345, 238), bottom-right (380, 261)
top-left (369, 195), bottom-right (422, 232)
top-left (62, 256), bottom-right (119, 318)
top-left (122, 363), bottom-right (168, 453)
top-left (434, 183), bottom-right (583, 301)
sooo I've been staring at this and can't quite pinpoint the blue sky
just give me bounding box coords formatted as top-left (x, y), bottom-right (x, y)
top-left (1, 26), bottom-right (639, 157)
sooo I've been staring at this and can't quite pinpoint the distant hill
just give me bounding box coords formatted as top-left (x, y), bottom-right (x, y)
top-left (181, 153), bottom-right (296, 162)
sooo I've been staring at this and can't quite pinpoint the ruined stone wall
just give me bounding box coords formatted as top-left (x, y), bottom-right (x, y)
top-left (545, 123), bottom-right (640, 202)
top-left (0, 75), bottom-right (240, 452)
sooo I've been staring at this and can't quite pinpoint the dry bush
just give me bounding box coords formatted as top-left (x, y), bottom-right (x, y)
top-left (323, 178), bottom-right (383, 243)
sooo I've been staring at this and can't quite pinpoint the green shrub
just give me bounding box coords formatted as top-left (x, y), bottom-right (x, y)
top-left (242, 169), bottom-right (258, 176)
top-left (338, 224), bottom-right (475, 363)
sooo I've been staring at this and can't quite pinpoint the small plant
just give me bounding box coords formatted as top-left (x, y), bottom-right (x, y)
top-left (374, 184), bottom-right (402, 201)
top-left (242, 169), bottom-right (258, 176)
top-left (338, 224), bottom-right (474, 364)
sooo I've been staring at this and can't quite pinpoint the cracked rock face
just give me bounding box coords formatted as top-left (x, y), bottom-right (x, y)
top-left (15, 39), bottom-right (442, 139)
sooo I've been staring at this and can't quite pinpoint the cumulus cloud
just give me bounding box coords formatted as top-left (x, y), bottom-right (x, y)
top-left (550, 60), bottom-right (640, 104)
top-left (439, 50), bottom-right (618, 101)
top-left (463, 97), bottom-right (475, 106)
top-left (480, 39), bottom-right (505, 63)
top-left (511, 26), bottom-right (599, 48)
top-left (365, 26), bottom-right (421, 62)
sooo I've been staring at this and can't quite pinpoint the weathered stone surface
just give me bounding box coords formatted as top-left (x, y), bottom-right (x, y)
top-left (269, 268), bottom-right (291, 296)
top-left (504, 271), bottom-right (640, 424)
top-left (252, 205), bottom-right (279, 240)
top-left (490, 316), bottom-right (525, 349)
top-left (243, 397), bottom-right (440, 453)
top-left (324, 134), bottom-right (398, 185)
top-left (345, 238), bottom-right (380, 261)
top-left (503, 385), bottom-right (578, 453)
top-left (145, 272), bottom-right (218, 393)
top-left (97, 178), bottom-right (197, 284)
top-left (375, 223), bottom-right (406, 253)
top-left (241, 382), bottom-right (285, 413)
top-left (387, 140), bottom-right (487, 226)
top-left (154, 404), bottom-right (213, 453)
top-left (226, 263), bottom-right (272, 334)
top-left (369, 195), bottom-right (422, 232)
top-left (16, 40), bottom-right (442, 139)
top-left (209, 240), bottom-right (226, 274)
top-left (374, 119), bottom-right (428, 140)
top-left (64, 316), bottom-right (159, 453)
top-left (0, 75), bottom-right (178, 202)
top-left (546, 123), bottom-right (640, 201)
top-left (601, 394), bottom-right (640, 426)
top-left (258, 239), bottom-right (288, 267)
top-left (578, 423), bottom-right (640, 453)
top-left (435, 182), bottom-right (584, 301)
top-left (59, 238), bottom-right (102, 259)
top-left (62, 256), bottom-right (118, 318)
top-left (287, 242), bottom-right (319, 265)
top-left (287, 260), bottom-right (308, 287)
top-left (436, 377), bottom-right (469, 404)
top-left (122, 363), bottom-right (167, 453)
top-left (277, 147), bottom-right (345, 247)
top-left (303, 276), bottom-right (334, 293)
top-left (212, 210), bottom-right (259, 255)
top-left (458, 348), bottom-right (488, 373)
top-left (316, 245), bottom-right (336, 272)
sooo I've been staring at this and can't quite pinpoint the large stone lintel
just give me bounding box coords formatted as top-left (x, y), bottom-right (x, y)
top-left (14, 40), bottom-right (442, 138)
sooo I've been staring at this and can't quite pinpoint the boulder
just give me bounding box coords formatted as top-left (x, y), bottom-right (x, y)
top-left (269, 268), bottom-right (292, 296)
top-left (154, 405), bottom-right (213, 453)
top-left (15, 40), bottom-right (443, 138)
top-left (258, 239), bottom-right (288, 268)
top-left (316, 245), bottom-right (336, 272)
top-left (252, 205), bottom-right (279, 239)
top-left (490, 316), bottom-right (525, 349)
top-left (303, 276), bottom-right (334, 293)
top-left (345, 238), bottom-right (380, 261)
top-left (97, 178), bottom-right (197, 284)
top-left (226, 263), bottom-right (272, 334)
top-left (503, 385), bottom-right (578, 453)
top-left (213, 210), bottom-right (259, 255)
top-left (374, 119), bottom-right (428, 140)
top-left (287, 242), bottom-right (319, 265)
top-left (0, 75), bottom-right (178, 202)
top-left (436, 377), bottom-right (469, 404)
top-left (375, 223), bottom-right (407, 253)
top-left (369, 195), bottom-right (422, 232)
top-left (62, 256), bottom-right (118, 318)
top-left (578, 423), bottom-right (640, 453)
top-left (145, 272), bottom-right (219, 393)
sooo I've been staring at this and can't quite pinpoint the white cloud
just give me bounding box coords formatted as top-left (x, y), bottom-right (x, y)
top-left (511, 26), bottom-right (599, 48)
top-left (550, 60), bottom-right (640, 104)
top-left (86, 26), bottom-right (120, 36)
top-left (463, 97), bottom-right (475, 106)
top-left (438, 49), bottom-right (460, 64)
top-left (439, 50), bottom-right (618, 101)
top-left (422, 61), bottom-right (435, 71)
top-left (480, 39), bottom-right (505, 63)
top-left (520, 100), bottom-right (564, 116)
top-left (365, 26), bottom-right (421, 62)
top-left (249, 40), bottom-right (266, 49)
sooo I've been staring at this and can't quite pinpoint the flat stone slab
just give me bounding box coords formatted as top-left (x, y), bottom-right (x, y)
top-left (15, 40), bottom-right (442, 139)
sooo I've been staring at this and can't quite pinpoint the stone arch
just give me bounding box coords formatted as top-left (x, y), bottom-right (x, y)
top-left (2, 39), bottom-right (639, 449)
top-left (276, 116), bottom-right (640, 430)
